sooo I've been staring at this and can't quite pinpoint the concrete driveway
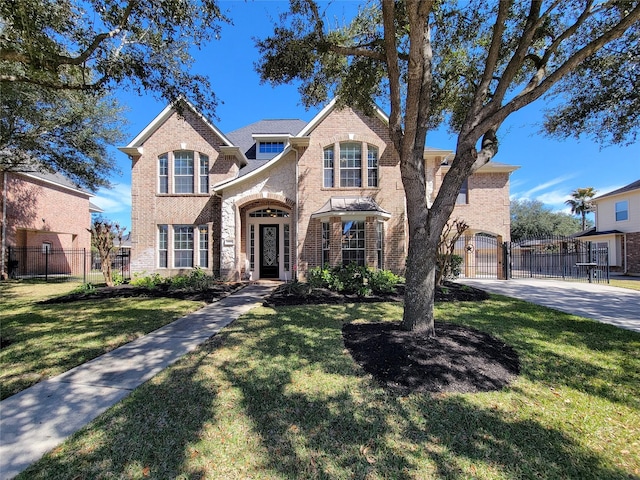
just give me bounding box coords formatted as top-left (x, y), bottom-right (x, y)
top-left (458, 278), bottom-right (640, 333)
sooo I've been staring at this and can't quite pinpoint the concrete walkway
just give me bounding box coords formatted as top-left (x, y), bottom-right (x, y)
top-left (0, 283), bottom-right (276, 480)
top-left (458, 277), bottom-right (640, 333)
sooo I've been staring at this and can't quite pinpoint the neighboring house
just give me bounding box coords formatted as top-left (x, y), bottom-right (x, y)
top-left (121, 99), bottom-right (517, 281)
top-left (0, 169), bottom-right (101, 279)
top-left (576, 179), bottom-right (640, 274)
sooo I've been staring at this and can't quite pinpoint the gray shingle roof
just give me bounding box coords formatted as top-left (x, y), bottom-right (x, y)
top-left (594, 179), bottom-right (640, 200)
top-left (226, 119), bottom-right (308, 159)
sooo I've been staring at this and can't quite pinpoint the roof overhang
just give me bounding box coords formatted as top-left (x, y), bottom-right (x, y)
top-left (310, 197), bottom-right (392, 220)
top-left (441, 162), bottom-right (520, 173)
top-left (219, 146), bottom-right (248, 167)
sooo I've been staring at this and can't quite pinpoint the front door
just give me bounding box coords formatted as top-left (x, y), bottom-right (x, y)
top-left (260, 224), bottom-right (279, 278)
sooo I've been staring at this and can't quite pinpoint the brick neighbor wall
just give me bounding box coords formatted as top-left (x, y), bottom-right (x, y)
top-left (2, 173), bottom-right (92, 250)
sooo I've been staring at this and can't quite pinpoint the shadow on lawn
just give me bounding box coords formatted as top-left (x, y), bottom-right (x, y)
top-left (437, 298), bottom-right (640, 410)
top-left (216, 305), bottom-right (631, 479)
top-left (1, 300), bottom-right (195, 400)
top-left (19, 346), bottom-right (218, 480)
top-left (17, 302), bottom-right (635, 479)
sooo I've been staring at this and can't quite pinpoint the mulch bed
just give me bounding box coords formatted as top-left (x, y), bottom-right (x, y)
top-left (343, 321), bottom-right (520, 396)
top-left (40, 282), bottom-right (245, 304)
top-left (263, 281), bottom-right (490, 307)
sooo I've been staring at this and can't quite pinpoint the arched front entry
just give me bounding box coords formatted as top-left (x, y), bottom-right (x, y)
top-left (245, 205), bottom-right (293, 280)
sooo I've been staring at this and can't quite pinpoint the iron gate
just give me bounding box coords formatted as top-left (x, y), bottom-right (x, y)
top-left (507, 236), bottom-right (609, 283)
top-left (448, 235), bottom-right (609, 283)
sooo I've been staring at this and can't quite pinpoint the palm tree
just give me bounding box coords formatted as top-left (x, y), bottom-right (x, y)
top-left (565, 187), bottom-right (596, 231)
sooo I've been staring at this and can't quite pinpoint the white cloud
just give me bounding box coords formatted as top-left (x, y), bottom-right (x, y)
top-left (92, 183), bottom-right (132, 213)
top-left (518, 174), bottom-right (577, 199)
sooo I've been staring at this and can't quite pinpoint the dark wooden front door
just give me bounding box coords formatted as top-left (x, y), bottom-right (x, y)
top-left (260, 224), bottom-right (279, 278)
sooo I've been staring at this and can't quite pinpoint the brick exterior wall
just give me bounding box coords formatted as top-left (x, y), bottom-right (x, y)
top-left (433, 167), bottom-right (512, 240)
top-left (129, 108), bottom-right (236, 276)
top-left (296, 107), bottom-right (407, 277)
top-left (626, 232), bottom-right (640, 274)
top-left (1, 172), bottom-right (92, 250)
top-left (0, 172), bottom-right (93, 278)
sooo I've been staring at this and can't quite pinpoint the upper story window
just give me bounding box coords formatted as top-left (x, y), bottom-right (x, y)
top-left (199, 154), bottom-right (209, 194)
top-left (367, 146), bottom-right (379, 187)
top-left (323, 142), bottom-right (380, 189)
top-left (174, 151), bottom-right (194, 194)
top-left (615, 200), bottom-right (629, 221)
top-left (323, 147), bottom-right (334, 188)
top-left (340, 143), bottom-right (362, 187)
top-left (457, 178), bottom-right (469, 204)
top-left (259, 141), bottom-right (285, 154)
top-left (159, 154), bottom-right (169, 193)
top-left (157, 151), bottom-right (210, 195)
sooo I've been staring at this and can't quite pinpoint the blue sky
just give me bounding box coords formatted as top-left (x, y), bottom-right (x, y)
top-left (92, 0), bottom-right (640, 232)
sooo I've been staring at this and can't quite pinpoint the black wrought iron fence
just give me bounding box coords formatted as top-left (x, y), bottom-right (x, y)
top-left (6, 246), bottom-right (130, 284)
top-left (507, 236), bottom-right (609, 283)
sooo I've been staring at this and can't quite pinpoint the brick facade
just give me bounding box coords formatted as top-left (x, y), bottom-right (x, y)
top-left (0, 172), bottom-right (93, 278)
top-left (126, 101), bottom-right (516, 281)
top-left (128, 108), bottom-right (237, 275)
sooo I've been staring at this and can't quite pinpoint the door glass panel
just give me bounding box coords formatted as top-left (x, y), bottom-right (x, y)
top-left (263, 226), bottom-right (277, 266)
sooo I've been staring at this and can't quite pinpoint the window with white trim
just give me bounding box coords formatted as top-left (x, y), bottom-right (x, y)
top-left (322, 222), bottom-right (330, 266)
top-left (259, 141), bottom-right (284, 154)
top-left (199, 155), bottom-right (209, 194)
top-left (342, 220), bottom-right (365, 266)
top-left (615, 200), bottom-right (629, 221)
top-left (158, 154), bottom-right (168, 193)
top-left (367, 145), bottom-right (378, 187)
top-left (284, 224), bottom-right (290, 271)
top-left (376, 221), bottom-right (384, 269)
top-left (324, 147), bottom-right (334, 188)
top-left (158, 225), bottom-right (168, 268)
top-left (340, 143), bottom-right (362, 187)
top-left (199, 225), bottom-right (208, 268)
top-left (174, 226), bottom-right (194, 268)
top-left (174, 151), bottom-right (194, 194)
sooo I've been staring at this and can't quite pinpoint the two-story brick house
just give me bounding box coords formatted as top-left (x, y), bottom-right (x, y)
top-left (121, 98), bottom-right (517, 281)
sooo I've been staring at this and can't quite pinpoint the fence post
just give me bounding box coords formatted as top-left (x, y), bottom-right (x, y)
top-left (83, 248), bottom-right (87, 284)
top-left (44, 248), bottom-right (49, 281)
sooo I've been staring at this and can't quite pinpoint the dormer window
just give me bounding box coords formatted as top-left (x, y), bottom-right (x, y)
top-left (258, 141), bottom-right (284, 155)
top-left (254, 134), bottom-right (289, 160)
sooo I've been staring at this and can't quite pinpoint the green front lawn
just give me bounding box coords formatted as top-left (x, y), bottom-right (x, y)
top-left (18, 296), bottom-right (640, 479)
top-left (0, 281), bottom-right (204, 400)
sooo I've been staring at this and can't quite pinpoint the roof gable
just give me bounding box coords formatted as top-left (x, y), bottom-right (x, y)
top-left (121, 99), bottom-right (234, 153)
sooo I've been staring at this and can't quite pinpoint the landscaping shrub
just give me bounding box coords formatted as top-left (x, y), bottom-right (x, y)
top-left (307, 264), bottom-right (402, 297)
top-left (436, 253), bottom-right (463, 282)
top-left (130, 272), bottom-right (165, 289)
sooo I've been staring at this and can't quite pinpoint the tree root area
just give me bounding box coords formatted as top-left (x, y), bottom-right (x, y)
top-left (342, 321), bottom-right (520, 395)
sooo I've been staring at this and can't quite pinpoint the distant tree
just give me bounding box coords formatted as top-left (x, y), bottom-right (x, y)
top-left (0, 0), bottom-right (228, 114)
top-left (0, 82), bottom-right (125, 191)
top-left (565, 187), bottom-right (597, 231)
top-left (256, 1), bottom-right (640, 335)
top-left (90, 216), bottom-right (126, 287)
top-left (511, 199), bottom-right (586, 242)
